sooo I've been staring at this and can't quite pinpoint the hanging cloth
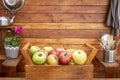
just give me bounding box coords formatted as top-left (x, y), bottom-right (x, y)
top-left (106, 0), bottom-right (120, 36)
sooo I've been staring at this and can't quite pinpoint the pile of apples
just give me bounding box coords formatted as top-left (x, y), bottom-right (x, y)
top-left (29, 46), bottom-right (87, 65)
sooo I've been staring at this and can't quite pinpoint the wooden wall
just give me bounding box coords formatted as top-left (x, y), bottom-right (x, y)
top-left (14, 0), bottom-right (110, 39)
top-left (1, 0), bottom-right (110, 39)
top-left (0, 0), bottom-right (114, 72)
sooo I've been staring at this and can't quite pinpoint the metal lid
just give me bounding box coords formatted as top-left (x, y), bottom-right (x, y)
top-left (0, 16), bottom-right (9, 20)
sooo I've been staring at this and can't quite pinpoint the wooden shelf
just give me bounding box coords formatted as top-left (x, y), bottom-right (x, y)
top-left (2, 55), bottom-right (22, 77)
top-left (96, 56), bottom-right (119, 78)
top-left (0, 78), bottom-right (120, 80)
top-left (0, 26), bottom-right (13, 29)
top-left (0, 55), bottom-right (6, 60)
top-left (2, 55), bottom-right (22, 67)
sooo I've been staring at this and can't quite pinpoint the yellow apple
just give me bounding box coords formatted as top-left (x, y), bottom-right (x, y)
top-left (72, 50), bottom-right (87, 65)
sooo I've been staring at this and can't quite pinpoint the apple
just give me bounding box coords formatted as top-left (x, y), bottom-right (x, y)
top-left (42, 46), bottom-right (53, 55)
top-left (40, 49), bottom-right (49, 56)
top-left (72, 50), bottom-right (87, 65)
top-left (29, 46), bottom-right (40, 56)
top-left (47, 54), bottom-right (59, 65)
top-left (55, 47), bottom-right (65, 55)
top-left (32, 51), bottom-right (47, 65)
top-left (59, 50), bottom-right (72, 65)
top-left (48, 50), bottom-right (60, 57)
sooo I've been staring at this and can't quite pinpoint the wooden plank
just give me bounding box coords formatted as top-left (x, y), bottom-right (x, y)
top-left (0, 78), bottom-right (119, 80)
top-left (0, 29), bottom-right (2, 55)
top-left (21, 42), bottom-right (33, 65)
top-left (2, 55), bottom-right (22, 67)
top-left (13, 23), bottom-right (110, 30)
top-left (12, 23), bottom-right (110, 38)
top-left (1, 55), bottom-right (23, 77)
top-left (96, 56), bottom-right (119, 78)
top-left (96, 56), bottom-right (119, 68)
top-left (0, 0), bottom-right (6, 16)
top-left (0, 55), bottom-right (6, 60)
top-left (20, 38), bottom-right (103, 51)
top-left (20, 5), bottom-right (108, 14)
top-left (0, 78), bottom-right (25, 80)
top-left (1, 29), bottom-right (7, 55)
top-left (21, 38), bottom-right (99, 45)
top-left (94, 78), bottom-right (120, 80)
top-left (15, 13), bottom-right (106, 23)
top-left (20, 38), bottom-right (100, 50)
top-left (25, 0), bottom-right (109, 6)
top-left (25, 65), bottom-right (93, 80)
top-left (86, 43), bottom-right (98, 64)
top-left (21, 29), bottom-right (110, 38)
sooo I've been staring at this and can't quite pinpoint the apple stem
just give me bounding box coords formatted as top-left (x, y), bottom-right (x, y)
top-left (78, 52), bottom-right (81, 54)
top-left (64, 53), bottom-right (67, 56)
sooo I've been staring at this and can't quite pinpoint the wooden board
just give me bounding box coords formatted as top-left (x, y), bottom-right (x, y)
top-left (0, 78), bottom-right (120, 80)
top-left (11, 23), bottom-right (110, 38)
top-left (25, 64), bottom-right (93, 80)
top-left (15, 13), bottom-right (106, 23)
top-left (24, 0), bottom-right (109, 6)
top-left (20, 5), bottom-right (108, 14)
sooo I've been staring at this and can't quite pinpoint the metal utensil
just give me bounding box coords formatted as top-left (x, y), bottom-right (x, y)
top-left (0, 16), bottom-right (15, 26)
top-left (101, 33), bottom-right (111, 50)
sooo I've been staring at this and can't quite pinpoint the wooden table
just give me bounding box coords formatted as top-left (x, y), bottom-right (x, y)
top-left (0, 78), bottom-right (119, 80)
top-left (2, 55), bottom-right (22, 77)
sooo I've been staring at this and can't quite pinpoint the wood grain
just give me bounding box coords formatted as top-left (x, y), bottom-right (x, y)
top-left (21, 38), bottom-right (99, 45)
top-left (0, 29), bottom-right (2, 54)
top-left (20, 38), bottom-right (104, 52)
top-left (13, 23), bottom-right (109, 29)
top-left (20, 5), bottom-right (108, 14)
top-left (15, 13), bottom-right (106, 23)
top-left (0, 78), bottom-right (120, 80)
top-left (25, 0), bottom-right (109, 6)
top-left (25, 64), bottom-right (93, 80)
top-left (12, 23), bottom-right (110, 38)
top-left (21, 29), bottom-right (110, 38)
top-left (21, 42), bottom-right (33, 65)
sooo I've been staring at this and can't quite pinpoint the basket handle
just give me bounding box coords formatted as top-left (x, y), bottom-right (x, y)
top-left (85, 43), bottom-right (98, 64)
top-left (21, 42), bottom-right (33, 65)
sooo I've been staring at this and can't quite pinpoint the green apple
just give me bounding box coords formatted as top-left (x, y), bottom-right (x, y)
top-left (29, 46), bottom-right (40, 57)
top-left (72, 50), bottom-right (87, 65)
top-left (32, 51), bottom-right (47, 65)
top-left (42, 46), bottom-right (53, 55)
top-left (47, 54), bottom-right (59, 65)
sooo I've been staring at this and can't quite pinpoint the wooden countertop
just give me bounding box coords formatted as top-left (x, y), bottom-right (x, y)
top-left (0, 78), bottom-right (119, 80)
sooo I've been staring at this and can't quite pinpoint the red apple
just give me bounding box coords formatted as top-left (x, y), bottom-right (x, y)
top-left (59, 50), bottom-right (72, 65)
top-left (48, 50), bottom-right (60, 57)
top-left (55, 47), bottom-right (65, 55)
